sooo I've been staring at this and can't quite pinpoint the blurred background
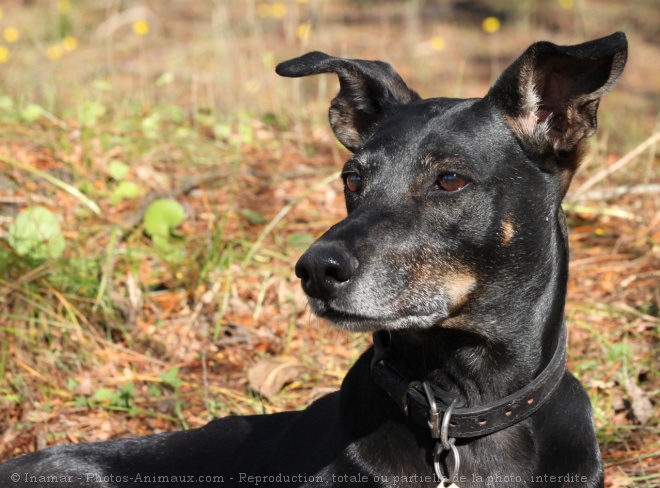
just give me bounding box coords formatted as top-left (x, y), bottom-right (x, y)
top-left (1, 1), bottom-right (658, 140)
top-left (0, 1), bottom-right (658, 486)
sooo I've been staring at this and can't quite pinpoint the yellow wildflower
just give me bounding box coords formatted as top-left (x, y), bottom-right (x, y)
top-left (63, 36), bottom-right (78, 51)
top-left (47, 44), bottom-right (64, 60)
top-left (132, 20), bottom-right (150, 36)
top-left (482, 16), bottom-right (501, 34)
top-left (0, 46), bottom-right (9, 63)
top-left (430, 36), bottom-right (446, 51)
top-left (4, 27), bottom-right (19, 43)
top-left (559, 0), bottom-right (574, 10)
top-left (58, 0), bottom-right (72, 13)
top-left (271, 3), bottom-right (287, 18)
top-left (296, 22), bottom-right (312, 41)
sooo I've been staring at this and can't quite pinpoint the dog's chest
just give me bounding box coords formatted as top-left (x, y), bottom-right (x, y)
top-left (346, 424), bottom-right (535, 488)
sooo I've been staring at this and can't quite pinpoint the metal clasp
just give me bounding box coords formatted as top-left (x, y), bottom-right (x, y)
top-left (422, 381), bottom-right (441, 438)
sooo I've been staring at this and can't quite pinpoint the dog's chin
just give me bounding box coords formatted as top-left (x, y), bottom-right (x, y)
top-left (307, 299), bottom-right (445, 332)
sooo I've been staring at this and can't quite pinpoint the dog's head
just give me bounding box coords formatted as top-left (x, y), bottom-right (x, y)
top-left (277, 33), bottom-right (627, 333)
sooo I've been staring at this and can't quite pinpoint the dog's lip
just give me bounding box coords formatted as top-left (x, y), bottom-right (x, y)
top-left (317, 304), bottom-right (445, 329)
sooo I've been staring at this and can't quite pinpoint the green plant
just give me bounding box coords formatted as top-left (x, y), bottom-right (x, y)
top-left (92, 383), bottom-right (136, 411)
top-left (8, 207), bottom-right (66, 261)
top-left (143, 198), bottom-right (186, 252)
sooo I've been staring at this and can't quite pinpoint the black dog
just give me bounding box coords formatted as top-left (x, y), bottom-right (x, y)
top-left (0, 33), bottom-right (627, 487)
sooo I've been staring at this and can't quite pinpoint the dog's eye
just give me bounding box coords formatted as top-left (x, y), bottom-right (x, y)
top-left (344, 173), bottom-right (363, 193)
top-left (436, 173), bottom-right (469, 192)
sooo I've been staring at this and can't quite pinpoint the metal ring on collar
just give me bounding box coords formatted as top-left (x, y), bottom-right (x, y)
top-left (441, 398), bottom-right (458, 450)
top-left (434, 439), bottom-right (460, 483)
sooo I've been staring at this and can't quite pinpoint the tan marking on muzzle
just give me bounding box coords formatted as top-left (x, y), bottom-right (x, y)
top-left (445, 272), bottom-right (477, 313)
top-left (501, 219), bottom-right (515, 246)
top-left (405, 263), bottom-right (477, 329)
top-left (406, 260), bottom-right (476, 310)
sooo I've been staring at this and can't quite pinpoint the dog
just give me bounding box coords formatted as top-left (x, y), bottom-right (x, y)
top-left (0, 32), bottom-right (627, 487)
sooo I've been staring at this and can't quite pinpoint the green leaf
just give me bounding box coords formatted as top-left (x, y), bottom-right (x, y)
top-left (213, 123), bottom-right (232, 139)
top-left (93, 387), bottom-right (118, 404)
top-left (8, 207), bottom-right (66, 260)
top-left (195, 112), bottom-right (214, 128)
top-left (285, 233), bottom-right (314, 246)
top-left (261, 112), bottom-right (287, 130)
top-left (141, 113), bottom-right (161, 139)
top-left (110, 181), bottom-right (141, 204)
top-left (78, 180), bottom-right (94, 195)
top-left (240, 209), bottom-right (266, 225)
top-left (156, 71), bottom-right (174, 87)
top-left (74, 395), bottom-right (90, 408)
top-left (261, 51), bottom-right (275, 69)
top-left (79, 101), bottom-right (106, 127)
top-left (108, 161), bottom-right (130, 180)
top-left (607, 343), bottom-right (633, 362)
top-left (66, 378), bottom-right (79, 391)
top-left (159, 367), bottom-right (181, 389)
top-left (0, 96), bottom-right (14, 112)
top-left (151, 234), bottom-right (172, 252)
top-left (92, 79), bottom-right (111, 92)
top-left (143, 199), bottom-right (185, 237)
top-left (20, 103), bottom-right (43, 123)
top-left (118, 382), bottom-right (135, 407)
top-left (174, 126), bottom-right (195, 140)
top-left (238, 124), bottom-right (253, 144)
top-left (158, 104), bottom-right (185, 123)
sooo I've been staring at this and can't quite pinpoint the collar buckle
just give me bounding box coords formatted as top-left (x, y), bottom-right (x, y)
top-left (422, 381), bottom-right (442, 439)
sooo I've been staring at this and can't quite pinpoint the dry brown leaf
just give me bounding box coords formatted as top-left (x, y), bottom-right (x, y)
top-left (247, 356), bottom-right (306, 400)
top-left (625, 377), bottom-right (654, 424)
top-left (25, 411), bottom-right (51, 423)
top-left (74, 375), bottom-right (94, 396)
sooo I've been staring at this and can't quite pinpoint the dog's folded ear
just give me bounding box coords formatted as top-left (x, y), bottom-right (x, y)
top-left (487, 32), bottom-right (627, 167)
top-left (276, 52), bottom-right (420, 152)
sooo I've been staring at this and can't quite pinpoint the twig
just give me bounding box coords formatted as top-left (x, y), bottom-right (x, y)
top-left (614, 302), bottom-right (660, 324)
top-left (568, 183), bottom-right (660, 201)
top-left (0, 154), bottom-right (102, 215)
top-left (562, 203), bottom-right (638, 220)
top-left (568, 131), bottom-right (660, 201)
top-left (93, 226), bottom-right (123, 311)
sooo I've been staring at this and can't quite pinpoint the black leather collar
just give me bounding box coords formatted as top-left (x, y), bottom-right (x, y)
top-left (371, 325), bottom-right (567, 439)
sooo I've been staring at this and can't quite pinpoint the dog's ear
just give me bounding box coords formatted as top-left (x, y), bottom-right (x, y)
top-left (276, 51), bottom-right (420, 152)
top-left (487, 32), bottom-right (627, 173)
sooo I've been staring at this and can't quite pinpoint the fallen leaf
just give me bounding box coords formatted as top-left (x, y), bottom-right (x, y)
top-left (26, 411), bottom-right (51, 423)
top-left (248, 356), bottom-right (306, 400)
top-left (625, 377), bottom-right (653, 424)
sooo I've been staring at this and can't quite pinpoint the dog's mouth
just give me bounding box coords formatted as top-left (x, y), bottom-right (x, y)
top-left (310, 299), bottom-right (447, 332)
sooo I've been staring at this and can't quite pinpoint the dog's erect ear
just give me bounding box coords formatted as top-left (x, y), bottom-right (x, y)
top-left (276, 51), bottom-right (420, 152)
top-left (487, 32), bottom-right (627, 168)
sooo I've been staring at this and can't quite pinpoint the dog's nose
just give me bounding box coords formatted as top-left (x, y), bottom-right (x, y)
top-left (295, 242), bottom-right (358, 300)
